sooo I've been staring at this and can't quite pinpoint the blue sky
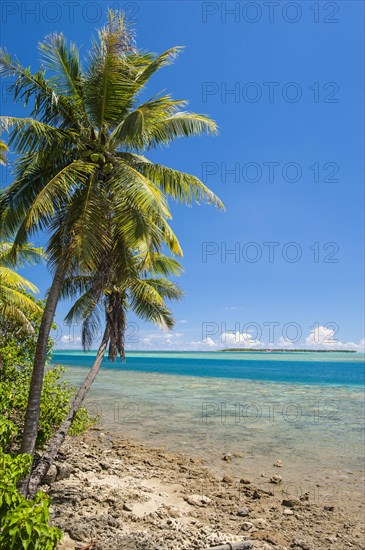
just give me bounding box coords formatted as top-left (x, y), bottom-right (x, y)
top-left (1, 1), bottom-right (364, 351)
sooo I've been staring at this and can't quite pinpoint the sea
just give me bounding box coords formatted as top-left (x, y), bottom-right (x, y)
top-left (51, 351), bottom-right (365, 506)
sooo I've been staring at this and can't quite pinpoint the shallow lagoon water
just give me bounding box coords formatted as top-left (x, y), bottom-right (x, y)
top-left (52, 351), bottom-right (365, 504)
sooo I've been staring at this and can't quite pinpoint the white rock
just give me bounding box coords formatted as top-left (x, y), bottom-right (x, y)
top-left (270, 474), bottom-right (282, 484)
top-left (57, 533), bottom-right (76, 549)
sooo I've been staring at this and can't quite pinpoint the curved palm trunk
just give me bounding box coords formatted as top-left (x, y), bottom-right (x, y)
top-left (19, 262), bottom-right (68, 496)
top-left (27, 325), bottom-right (110, 497)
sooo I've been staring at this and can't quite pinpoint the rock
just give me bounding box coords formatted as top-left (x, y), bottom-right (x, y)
top-left (123, 503), bottom-right (133, 512)
top-left (98, 432), bottom-right (105, 441)
top-left (239, 478), bottom-right (251, 484)
top-left (44, 464), bottom-right (57, 484)
top-left (270, 475), bottom-right (282, 484)
top-left (222, 475), bottom-right (234, 483)
top-left (252, 490), bottom-right (261, 499)
top-left (56, 462), bottom-right (74, 481)
top-left (282, 498), bottom-right (301, 508)
top-left (56, 533), bottom-right (76, 549)
top-left (284, 508), bottom-right (294, 515)
top-left (252, 517), bottom-right (267, 529)
top-left (241, 521), bottom-right (254, 531)
top-left (222, 454), bottom-right (232, 462)
top-left (291, 539), bottom-right (311, 550)
top-left (184, 494), bottom-right (212, 507)
top-left (67, 527), bottom-right (89, 542)
top-left (324, 505), bottom-right (335, 511)
top-left (260, 472), bottom-right (266, 477)
top-left (274, 460), bottom-right (283, 467)
top-left (232, 451), bottom-right (244, 458)
top-left (237, 507), bottom-right (250, 517)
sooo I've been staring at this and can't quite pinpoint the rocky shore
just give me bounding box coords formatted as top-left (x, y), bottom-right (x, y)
top-left (43, 429), bottom-right (364, 550)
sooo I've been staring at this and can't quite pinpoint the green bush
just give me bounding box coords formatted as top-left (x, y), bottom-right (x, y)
top-left (0, 295), bottom-right (94, 451)
top-left (0, 443), bottom-right (62, 550)
top-left (0, 294), bottom-right (93, 548)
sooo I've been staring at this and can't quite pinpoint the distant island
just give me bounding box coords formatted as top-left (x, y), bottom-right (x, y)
top-left (220, 349), bottom-right (356, 353)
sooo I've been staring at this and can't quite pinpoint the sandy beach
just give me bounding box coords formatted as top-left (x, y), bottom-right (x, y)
top-left (49, 429), bottom-right (365, 550)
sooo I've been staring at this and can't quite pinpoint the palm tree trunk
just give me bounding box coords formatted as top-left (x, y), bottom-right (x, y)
top-left (27, 325), bottom-right (111, 497)
top-left (18, 262), bottom-right (68, 496)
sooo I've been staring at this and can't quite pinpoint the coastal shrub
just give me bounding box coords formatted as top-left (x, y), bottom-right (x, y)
top-left (0, 294), bottom-right (94, 451)
top-left (0, 442), bottom-right (62, 549)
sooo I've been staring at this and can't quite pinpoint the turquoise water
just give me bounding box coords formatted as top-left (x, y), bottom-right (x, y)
top-left (52, 350), bottom-right (365, 386)
top-left (52, 350), bottom-right (365, 503)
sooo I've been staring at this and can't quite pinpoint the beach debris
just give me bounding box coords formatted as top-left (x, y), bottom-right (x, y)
top-left (270, 475), bottom-right (282, 484)
top-left (273, 460), bottom-right (283, 467)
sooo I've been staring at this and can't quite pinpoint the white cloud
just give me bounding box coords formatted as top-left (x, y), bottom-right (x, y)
top-left (277, 336), bottom-right (294, 348)
top-left (56, 335), bottom-right (82, 349)
top-left (220, 331), bottom-right (263, 348)
top-left (178, 320), bottom-right (187, 324)
top-left (204, 337), bottom-right (217, 347)
top-left (305, 326), bottom-right (365, 351)
top-left (305, 325), bottom-right (338, 347)
top-left (56, 324), bottom-right (365, 353)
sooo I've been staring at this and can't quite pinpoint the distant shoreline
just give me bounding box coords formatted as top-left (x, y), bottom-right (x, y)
top-left (220, 348), bottom-right (357, 353)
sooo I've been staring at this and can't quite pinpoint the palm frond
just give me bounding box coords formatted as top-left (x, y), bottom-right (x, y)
top-left (0, 116), bottom-right (79, 153)
top-left (0, 139), bottom-right (8, 165)
top-left (9, 161), bottom-right (97, 249)
top-left (117, 152), bottom-right (224, 208)
top-left (0, 48), bottom-right (78, 126)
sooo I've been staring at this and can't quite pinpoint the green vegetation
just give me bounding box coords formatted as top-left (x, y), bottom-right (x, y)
top-left (0, 440), bottom-right (62, 550)
top-left (0, 296), bottom-right (92, 547)
top-left (0, 294), bottom-right (93, 451)
top-left (0, 242), bottom-right (44, 331)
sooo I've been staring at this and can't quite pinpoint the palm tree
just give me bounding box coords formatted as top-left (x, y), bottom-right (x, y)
top-left (0, 242), bottom-right (43, 332)
top-left (0, 10), bottom-right (223, 464)
top-left (0, 140), bottom-right (7, 166)
top-left (27, 250), bottom-right (183, 495)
